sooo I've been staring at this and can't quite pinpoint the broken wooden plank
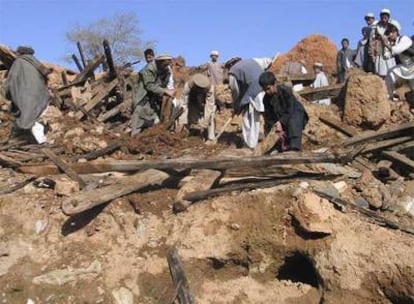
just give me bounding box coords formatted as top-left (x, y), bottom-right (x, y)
top-left (319, 113), bottom-right (359, 137)
top-left (0, 44), bottom-right (16, 69)
top-left (74, 78), bottom-right (119, 120)
top-left (275, 73), bottom-right (315, 82)
top-left (76, 41), bottom-right (87, 69)
top-left (254, 126), bottom-right (280, 156)
top-left (160, 95), bottom-right (173, 123)
top-left (167, 247), bottom-right (195, 304)
top-left (361, 136), bottom-right (412, 154)
top-left (42, 148), bottom-right (87, 189)
top-left (389, 140), bottom-right (414, 152)
top-left (344, 121), bottom-right (414, 147)
top-left (61, 169), bottom-right (169, 215)
top-left (299, 83), bottom-right (345, 101)
top-left (174, 169), bottom-right (222, 212)
top-left (382, 151), bottom-right (414, 171)
top-left (19, 151), bottom-right (353, 176)
top-left (72, 54), bottom-right (105, 83)
top-left (71, 140), bottom-right (124, 161)
top-left (0, 152), bottom-right (23, 168)
top-left (72, 54), bottom-right (83, 72)
top-left (98, 104), bottom-right (121, 122)
top-left (0, 176), bottom-right (36, 195)
top-left (103, 39), bottom-right (117, 79)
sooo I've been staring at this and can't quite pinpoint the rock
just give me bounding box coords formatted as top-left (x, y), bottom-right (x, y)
top-left (333, 181), bottom-right (347, 194)
top-left (230, 223), bottom-right (240, 231)
top-left (343, 73), bottom-right (390, 129)
top-left (54, 177), bottom-right (79, 197)
top-left (291, 192), bottom-right (333, 235)
top-left (27, 299), bottom-right (35, 304)
top-left (64, 127), bottom-right (84, 139)
top-left (312, 182), bottom-right (339, 199)
top-left (35, 219), bottom-right (48, 234)
top-left (32, 260), bottom-right (101, 285)
top-left (112, 287), bottom-right (134, 304)
top-left (356, 170), bottom-right (391, 209)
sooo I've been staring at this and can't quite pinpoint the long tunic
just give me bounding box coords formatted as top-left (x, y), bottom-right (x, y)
top-left (5, 55), bottom-right (50, 129)
top-left (263, 85), bottom-right (309, 150)
top-left (336, 48), bottom-right (356, 83)
top-left (131, 61), bottom-right (170, 135)
top-left (206, 61), bottom-right (224, 85)
top-left (355, 39), bottom-right (370, 72)
top-left (228, 59), bottom-right (266, 148)
top-left (311, 72), bottom-right (331, 105)
top-left (372, 21), bottom-right (396, 76)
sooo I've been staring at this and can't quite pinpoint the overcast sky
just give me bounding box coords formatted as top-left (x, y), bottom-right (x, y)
top-left (1, 0), bottom-right (413, 70)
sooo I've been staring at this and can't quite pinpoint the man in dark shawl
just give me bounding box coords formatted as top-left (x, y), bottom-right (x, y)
top-left (5, 46), bottom-right (51, 143)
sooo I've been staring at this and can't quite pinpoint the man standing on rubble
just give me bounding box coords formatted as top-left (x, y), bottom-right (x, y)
top-left (259, 71), bottom-right (308, 152)
top-left (176, 73), bottom-right (216, 141)
top-left (226, 57), bottom-right (273, 148)
top-left (336, 38), bottom-right (356, 83)
top-left (5, 46), bottom-right (51, 144)
top-left (131, 54), bottom-right (175, 135)
top-left (310, 62), bottom-right (331, 105)
top-left (383, 20), bottom-right (414, 104)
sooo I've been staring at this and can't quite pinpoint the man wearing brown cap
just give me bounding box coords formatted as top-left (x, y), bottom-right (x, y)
top-left (131, 54), bottom-right (175, 135)
top-left (5, 46), bottom-right (51, 144)
top-left (176, 73), bottom-right (216, 140)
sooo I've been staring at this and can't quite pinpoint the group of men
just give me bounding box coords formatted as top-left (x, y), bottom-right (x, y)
top-left (5, 9), bottom-right (412, 152)
top-left (131, 50), bottom-right (309, 153)
top-left (336, 9), bottom-right (414, 102)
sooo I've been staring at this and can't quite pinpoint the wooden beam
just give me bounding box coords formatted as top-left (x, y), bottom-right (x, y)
top-left (361, 136), bottom-right (412, 154)
top-left (42, 148), bottom-right (87, 189)
top-left (174, 169), bottom-right (222, 212)
top-left (299, 83), bottom-right (345, 101)
top-left (0, 153), bottom-right (23, 168)
top-left (61, 169), bottom-right (169, 215)
top-left (19, 151), bottom-right (352, 176)
top-left (319, 113), bottom-right (358, 137)
top-left (167, 247), bottom-right (195, 304)
top-left (71, 140), bottom-right (124, 161)
top-left (389, 140), bottom-right (414, 152)
top-left (275, 73), bottom-right (315, 82)
top-left (0, 177), bottom-right (36, 195)
top-left (382, 151), bottom-right (414, 171)
top-left (74, 78), bottom-right (119, 120)
top-left (72, 54), bottom-right (105, 83)
top-left (0, 44), bottom-right (16, 69)
top-left (254, 126), bottom-right (280, 156)
top-left (344, 121), bottom-right (414, 147)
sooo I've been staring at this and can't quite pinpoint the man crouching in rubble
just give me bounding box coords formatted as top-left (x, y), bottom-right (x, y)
top-left (175, 73), bottom-right (216, 141)
top-left (259, 71), bottom-right (308, 152)
top-left (5, 46), bottom-right (51, 144)
top-left (131, 54), bottom-right (175, 136)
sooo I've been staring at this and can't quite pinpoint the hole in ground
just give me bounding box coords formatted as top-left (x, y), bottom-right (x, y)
top-left (276, 251), bottom-right (319, 288)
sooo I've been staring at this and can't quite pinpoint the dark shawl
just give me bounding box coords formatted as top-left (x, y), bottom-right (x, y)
top-left (5, 55), bottom-right (50, 129)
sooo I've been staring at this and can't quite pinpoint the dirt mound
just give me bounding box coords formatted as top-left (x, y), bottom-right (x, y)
top-left (343, 72), bottom-right (390, 129)
top-left (271, 34), bottom-right (338, 75)
top-left (127, 126), bottom-right (183, 155)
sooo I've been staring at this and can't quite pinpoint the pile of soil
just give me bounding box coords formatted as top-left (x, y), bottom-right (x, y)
top-left (271, 34), bottom-right (338, 75)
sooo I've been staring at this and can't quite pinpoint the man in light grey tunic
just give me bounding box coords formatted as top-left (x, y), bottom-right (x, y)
top-left (5, 46), bottom-right (51, 144)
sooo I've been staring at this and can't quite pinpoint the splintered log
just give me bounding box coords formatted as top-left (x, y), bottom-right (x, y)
top-left (76, 41), bottom-right (87, 68)
top-left (0, 153), bottom-right (23, 168)
top-left (18, 151), bottom-right (352, 176)
top-left (382, 151), bottom-right (414, 171)
top-left (174, 169), bottom-right (222, 212)
top-left (361, 136), bottom-right (412, 154)
top-left (74, 78), bottom-right (119, 120)
top-left (72, 54), bottom-right (83, 72)
top-left (102, 39), bottom-right (117, 79)
top-left (61, 169), bottom-right (169, 215)
top-left (71, 140), bottom-right (124, 161)
top-left (72, 54), bottom-right (105, 83)
top-left (167, 247), bottom-right (195, 304)
top-left (344, 121), bottom-right (414, 147)
top-left (319, 113), bottom-right (358, 137)
top-left (299, 83), bottom-right (345, 101)
top-left (0, 44), bottom-right (16, 69)
top-left (42, 148), bottom-right (87, 189)
top-left (254, 126), bottom-right (280, 156)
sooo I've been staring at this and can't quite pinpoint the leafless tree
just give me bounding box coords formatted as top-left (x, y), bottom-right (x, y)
top-left (65, 12), bottom-right (155, 66)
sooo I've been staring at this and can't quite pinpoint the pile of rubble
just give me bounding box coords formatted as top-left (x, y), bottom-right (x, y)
top-left (0, 37), bottom-right (413, 304)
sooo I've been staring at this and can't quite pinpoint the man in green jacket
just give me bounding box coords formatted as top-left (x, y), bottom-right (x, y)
top-left (131, 54), bottom-right (175, 135)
